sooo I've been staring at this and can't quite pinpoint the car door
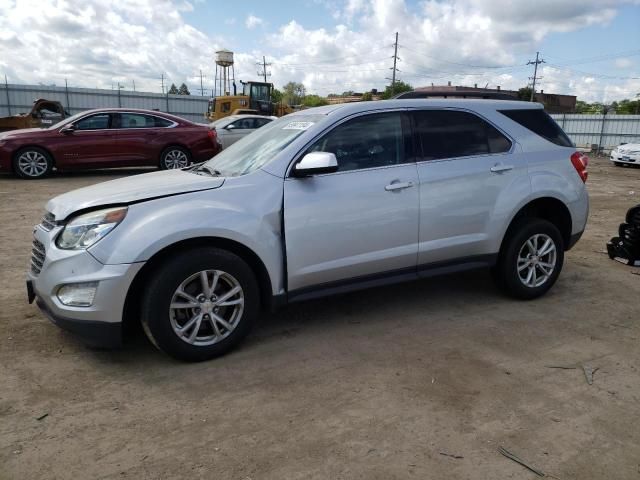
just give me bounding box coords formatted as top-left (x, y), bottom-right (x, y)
top-left (113, 112), bottom-right (167, 166)
top-left (55, 112), bottom-right (118, 168)
top-left (412, 108), bottom-right (526, 269)
top-left (284, 111), bottom-right (420, 292)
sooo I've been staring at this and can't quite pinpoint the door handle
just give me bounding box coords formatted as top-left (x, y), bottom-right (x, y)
top-left (385, 181), bottom-right (414, 191)
top-left (490, 163), bottom-right (514, 173)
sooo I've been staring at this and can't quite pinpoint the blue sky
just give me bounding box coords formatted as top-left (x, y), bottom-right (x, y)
top-left (1, 0), bottom-right (639, 101)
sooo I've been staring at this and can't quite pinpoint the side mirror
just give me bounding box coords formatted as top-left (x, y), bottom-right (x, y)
top-left (292, 152), bottom-right (338, 177)
top-left (60, 124), bottom-right (76, 134)
top-left (225, 124), bottom-right (236, 130)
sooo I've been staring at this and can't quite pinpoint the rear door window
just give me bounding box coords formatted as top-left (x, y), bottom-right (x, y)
top-left (498, 109), bottom-right (572, 147)
top-left (117, 113), bottom-right (156, 128)
top-left (412, 110), bottom-right (511, 160)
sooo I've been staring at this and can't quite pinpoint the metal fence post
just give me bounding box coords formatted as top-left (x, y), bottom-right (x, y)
top-left (598, 111), bottom-right (607, 153)
top-left (166, 93), bottom-right (169, 113)
top-left (64, 79), bottom-right (71, 113)
top-left (562, 113), bottom-right (566, 128)
top-left (4, 75), bottom-right (11, 115)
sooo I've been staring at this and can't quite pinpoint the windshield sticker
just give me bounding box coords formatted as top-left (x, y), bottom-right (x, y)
top-left (283, 121), bottom-right (314, 130)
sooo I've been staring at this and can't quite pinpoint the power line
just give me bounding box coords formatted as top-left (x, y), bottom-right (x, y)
top-left (527, 52), bottom-right (545, 101)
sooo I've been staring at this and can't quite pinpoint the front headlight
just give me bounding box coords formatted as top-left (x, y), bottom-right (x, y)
top-left (57, 207), bottom-right (128, 250)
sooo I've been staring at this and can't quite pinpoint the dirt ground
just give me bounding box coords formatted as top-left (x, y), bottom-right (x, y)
top-left (0, 157), bottom-right (639, 480)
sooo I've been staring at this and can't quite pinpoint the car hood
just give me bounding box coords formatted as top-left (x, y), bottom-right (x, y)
top-left (617, 143), bottom-right (640, 153)
top-left (0, 128), bottom-right (47, 139)
top-left (47, 169), bottom-right (225, 220)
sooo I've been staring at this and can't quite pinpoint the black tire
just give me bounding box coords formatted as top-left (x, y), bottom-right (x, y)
top-left (613, 162), bottom-right (624, 167)
top-left (159, 146), bottom-right (191, 170)
top-left (12, 147), bottom-right (53, 179)
top-left (492, 218), bottom-right (564, 300)
top-left (141, 247), bottom-right (260, 361)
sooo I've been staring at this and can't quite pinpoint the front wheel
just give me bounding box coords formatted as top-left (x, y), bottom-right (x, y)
top-left (13, 147), bottom-right (53, 179)
top-left (160, 146), bottom-right (191, 170)
top-left (492, 219), bottom-right (564, 299)
top-left (141, 248), bottom-right (260, 361)
top-left (613, 162), bottom-right (624, 167)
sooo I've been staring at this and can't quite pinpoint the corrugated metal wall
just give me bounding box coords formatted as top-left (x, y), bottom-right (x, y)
top-left (0, 83), bottom-right (210, 124)
top-left (551, 113), bottom-right (640, 150)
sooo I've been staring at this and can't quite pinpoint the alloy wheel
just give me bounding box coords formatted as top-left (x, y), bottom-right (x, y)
top-left (517, 233), bottom-right (557, 288)
top-left (169, 270), bottom-right (244, 346)
top-left (17, 151), bottom-right (49, 177)
top-left (163, 149), bottom-right (189, 169)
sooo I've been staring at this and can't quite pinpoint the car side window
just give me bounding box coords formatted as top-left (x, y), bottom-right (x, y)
top-left (118, 113), bottom-right (155, 128)
top-left (75, 114), bottom-right (111, 130)
top-left (305, 112), bottom-right (408, 172)
top-left (255, 118), bottom-right (271, 128)
top-left (153, 116), bottom-right (172, 127)
top-left (413, 110), bottom-right (511, 161)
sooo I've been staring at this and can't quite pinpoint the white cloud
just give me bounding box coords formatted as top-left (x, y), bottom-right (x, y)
top-left (615, 58), bottom-right (633, 69)
top-left (245, 14), bottom-right (264, 29)
top-left (0, 0), bottom-right (637, 102)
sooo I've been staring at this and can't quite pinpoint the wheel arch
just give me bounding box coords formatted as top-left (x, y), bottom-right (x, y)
top-left (499, 197), bottom-right (573, 253)
top-left (122, 236), bottom-right (274, 337)
top-left (12, 144), bottom-right (57, 170)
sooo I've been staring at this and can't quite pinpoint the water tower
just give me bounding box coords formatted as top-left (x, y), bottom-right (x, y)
top-left (214, 49), bottom-right (235, 97)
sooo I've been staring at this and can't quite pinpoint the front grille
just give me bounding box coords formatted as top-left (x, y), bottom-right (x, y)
top-left (40, 212), bottom-right (56, 231)
top-left (31, 237), bottom-right (46, 275)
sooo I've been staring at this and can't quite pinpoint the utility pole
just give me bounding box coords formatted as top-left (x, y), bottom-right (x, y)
top-left (256, 56), bottom-right (271, 82)
top-left (391, 32), bottom-right (399, 94)
top-left (198, 69), bottom-right (206, 96)
top-left (160, 73), bottom-right (165, 94)
top-left (132, 79), bottom-right (136, 92)
top-left (527, 52), bottom-right (545, 101)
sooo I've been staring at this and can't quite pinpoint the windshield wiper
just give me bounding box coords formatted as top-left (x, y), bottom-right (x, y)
top-left (195, 164), bottom-right (223, 176)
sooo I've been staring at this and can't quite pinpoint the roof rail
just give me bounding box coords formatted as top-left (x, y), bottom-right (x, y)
top-left (394, 90), bottom-right (518, 101)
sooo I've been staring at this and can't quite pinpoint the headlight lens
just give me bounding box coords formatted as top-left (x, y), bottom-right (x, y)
top-left (57, 207), bottom-right (128, 250)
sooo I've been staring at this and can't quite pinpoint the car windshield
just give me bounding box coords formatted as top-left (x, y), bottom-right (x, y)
top-left (203, 114), bottom-right (324, 176)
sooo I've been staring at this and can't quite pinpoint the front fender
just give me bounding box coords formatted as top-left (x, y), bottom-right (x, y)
top-left (88, 172), bottom-right (285, 295)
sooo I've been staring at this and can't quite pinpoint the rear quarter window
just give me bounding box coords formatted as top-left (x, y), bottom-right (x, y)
top-left (499, 109), bottom-right (573, 147)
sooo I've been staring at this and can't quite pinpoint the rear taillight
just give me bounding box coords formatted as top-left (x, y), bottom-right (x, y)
top-left (570, 151), bottom-right (588, 183)
top-left (208, 128), bottom-right (216, 140)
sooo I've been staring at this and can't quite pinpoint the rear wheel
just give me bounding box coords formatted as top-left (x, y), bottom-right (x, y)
top-left (492, 219), bottom-right (564, 299)
top-left (141, 248), bottom-right (260, 361)
top-left (13, 147), bottom-right (53, 179)
top-left (160, 146), bottom-right (191, 170)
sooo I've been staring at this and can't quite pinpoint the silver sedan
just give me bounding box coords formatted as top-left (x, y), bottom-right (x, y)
top-left (210, 114), bottom-right (276, 149)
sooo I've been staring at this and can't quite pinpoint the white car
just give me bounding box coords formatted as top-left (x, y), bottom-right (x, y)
top-left (210, 115), bottom-right (276, 149)
top-left (611, 143), bottom-right (640, 166)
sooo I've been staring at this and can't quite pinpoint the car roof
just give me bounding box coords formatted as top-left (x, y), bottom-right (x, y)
top-left (290, 99), bottom-right (544, 117)
top-left (76, 108), bottom-right (190, 123)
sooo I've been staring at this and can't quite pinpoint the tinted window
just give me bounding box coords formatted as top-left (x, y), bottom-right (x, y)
top-left (118, 113), bottom-right (157, 128)
top-left (499, 109), bottom-right (572, 147)
top-left (75, 114), bottom-right (110, 130)
top-left (306, 112), bottom-right (408, 172)
top-left (413, 110), bottom-right (511, 160)
top-left (255, 118), bottom-right (272, 128)
top-left (154, 116), bottom-right (173, 127)
top-left (230, 118), bottom-right (256, 129)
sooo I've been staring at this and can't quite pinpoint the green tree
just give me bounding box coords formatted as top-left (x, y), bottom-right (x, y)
top-left (302, 94), bottom-right (328, 107)
top-left (178, 83), bottom-right (190, 95)
top-left (271, 87), bottom-right (283, 104)
top-left (168, 83), bottom-right (179, 94)
top-left (381, 80), bottom-right (412, 99)
top-left (282, 81), bottom-right (306, 105)
top-left (517, 87), bottom-right (532, 101)
top-left (361, 91), bottom-right (373, 101)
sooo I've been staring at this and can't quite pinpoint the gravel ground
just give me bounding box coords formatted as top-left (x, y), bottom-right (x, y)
top-left (0, 157), bottom-right (639, 479)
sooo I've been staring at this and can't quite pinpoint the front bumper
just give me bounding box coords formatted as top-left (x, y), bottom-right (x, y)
top-left (610, 152), bottom-right (639, 165)
top-left (28, 224), bottom-right (144, 348)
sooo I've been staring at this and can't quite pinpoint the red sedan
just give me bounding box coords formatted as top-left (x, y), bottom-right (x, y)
top-left (0, 108), bottom-right (221, 179)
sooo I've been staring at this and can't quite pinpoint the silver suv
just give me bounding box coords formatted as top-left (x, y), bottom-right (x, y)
top-left (27, 100), bottom-right (589, 361)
